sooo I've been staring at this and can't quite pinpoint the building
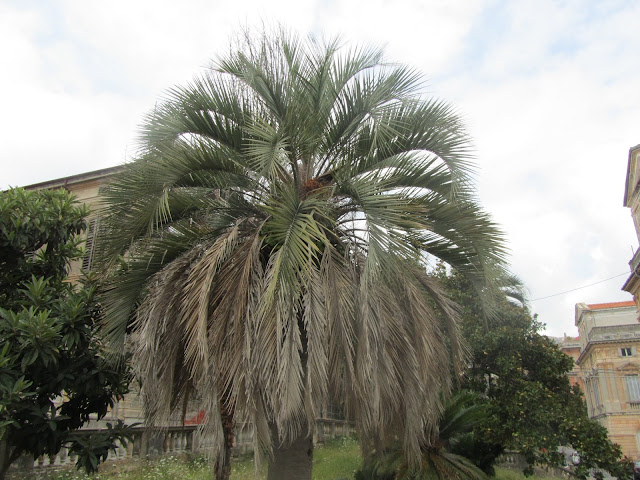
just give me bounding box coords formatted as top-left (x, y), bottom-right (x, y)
top-left (622, 144), bottom-right (640, 315)
top-left (556, 335), bottom-right (583, 391)
top-left (22, 166), bottom-right (155, 427)
top-left (21, 166), bottom-right (345, 431)
top-left (556, 143), bottom-right (640, 460)
top-left (573, 300), bottom-right (640, 459)
top-left (24, 166), bottom-right (125, 283)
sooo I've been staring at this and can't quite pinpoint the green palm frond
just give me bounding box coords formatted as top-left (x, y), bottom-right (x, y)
top-left (359, 391), bottom-right (489, 480)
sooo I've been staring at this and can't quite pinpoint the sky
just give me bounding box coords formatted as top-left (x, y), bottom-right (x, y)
top-left (1, 0), bottom-right (639, 337)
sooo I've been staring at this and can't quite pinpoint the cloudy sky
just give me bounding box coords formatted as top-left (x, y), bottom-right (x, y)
top-left (2, 0), bottom-right (639, 337)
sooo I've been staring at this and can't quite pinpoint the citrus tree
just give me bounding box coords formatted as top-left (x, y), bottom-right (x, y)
top-left (440, 269), bottom-right (632, 479)
top-left (0, 188), bottom-right (130, 479)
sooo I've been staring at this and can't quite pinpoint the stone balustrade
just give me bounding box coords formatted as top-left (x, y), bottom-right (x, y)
top-left (587, 324), bottom-right (640, 343)
top-left (26, 426), bottom-right (198, 473)
top-left (11, 418), bottom-right (354, 477)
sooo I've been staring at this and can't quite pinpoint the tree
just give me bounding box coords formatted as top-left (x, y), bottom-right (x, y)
top-left (97, 30), bottom-right (507, 480)
top-left (439, 269), bottom-right (632, 479)
top-left (0, 188), bottom-right (131, 479)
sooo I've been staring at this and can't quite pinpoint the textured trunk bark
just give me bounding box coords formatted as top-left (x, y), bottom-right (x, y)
top-left (266, 423), bottom-right (313, 480)
top-left (215, 441), bottom-right (232, 480)
top-left (264, 311), bottom-right (313, 479)
top-left (214, 401), bottom-right (235, 480)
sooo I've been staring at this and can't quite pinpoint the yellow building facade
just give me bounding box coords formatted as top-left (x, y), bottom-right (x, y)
top-left (25, 166), bottom-right (123, 283)
top-left (23, 167), bottom-right (153, 427)
top-left (574, 301), bottom-right (640, 459)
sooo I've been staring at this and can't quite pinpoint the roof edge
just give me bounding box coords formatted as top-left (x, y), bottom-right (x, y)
top-left (21, 165), bottom-right (125, 190)
top-left (586, 300), bottom-right (636, 310)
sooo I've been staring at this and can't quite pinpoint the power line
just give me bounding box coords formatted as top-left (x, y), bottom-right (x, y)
top-left (531, 272), bottom-right (630, 301)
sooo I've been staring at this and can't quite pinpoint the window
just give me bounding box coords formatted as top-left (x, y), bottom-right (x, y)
top-left (82, 218), bottom-right (99, 272)
top-left (626, 375), bottom-right (640, 403)
top-left (592, 378), bottom-right (601, 407)
top-left (621, 347), bottom-right (633, 357)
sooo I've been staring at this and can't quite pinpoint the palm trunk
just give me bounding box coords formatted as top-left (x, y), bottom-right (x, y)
top-left (264, 312), bottom-right (313, 479)
top-left (215, 438), bottom-right (232, 480)
top-left (266, 422), bottom-right (313, 480)
top-left (215, 400), bottom-right (235, 480)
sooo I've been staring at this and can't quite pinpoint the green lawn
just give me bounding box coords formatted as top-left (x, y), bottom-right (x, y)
top-left (228, 436), bottom-right (361, 480)
top-left (39, 439), bottom-right (557, 480)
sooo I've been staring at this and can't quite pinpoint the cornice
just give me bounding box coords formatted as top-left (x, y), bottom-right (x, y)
top-left (576, 337), bottom-right (640, 366)
top-left (22, 165), bottom-right (125, 191)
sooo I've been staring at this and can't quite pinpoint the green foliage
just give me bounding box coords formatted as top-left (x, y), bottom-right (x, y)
top-left (0, 188), bottom-right (131, 477)
top-left (40, 455), bottom-right (211, 480)
top-left (557, 395), bottom-right (633, 479)
top-left (438, 268), bottom-right (631, 479)
top-left (67, 421), bottom-right (135, 475)
top-left (0, 188), bottom-right (87, 302)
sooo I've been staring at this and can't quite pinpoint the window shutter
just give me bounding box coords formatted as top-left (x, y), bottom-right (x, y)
top-left (592, 378), bottom-right (601, 406)
top-left (82, 218), bottom-right (99, 272)
top-left (626, 375), bottom-right (640, 403)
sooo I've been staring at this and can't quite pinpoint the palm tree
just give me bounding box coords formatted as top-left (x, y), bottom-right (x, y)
top-left (357, 391), bottom-right (490, 480)
top-left (97, 30), bottom-right (507, 480)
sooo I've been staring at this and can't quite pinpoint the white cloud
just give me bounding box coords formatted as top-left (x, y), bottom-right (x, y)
top-left (432, 1), bottom-right (640, 336)
top-left (2, 0), bottom-right (640, 337)
top-left (312, 0), bottom-right (490, 73)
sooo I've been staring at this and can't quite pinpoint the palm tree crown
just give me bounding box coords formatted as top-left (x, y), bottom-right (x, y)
top-left (98, 30), bottom-right (507, 471)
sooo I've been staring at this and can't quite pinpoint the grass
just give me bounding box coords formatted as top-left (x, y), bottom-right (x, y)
top-left (312, 436), bottom-right (362, 479)
top-left (228, 436), bottom-right (362, 480)
top-left (35, 454), bottom-right (210, 480)
top-left (494, 467), bottom-right (558, 480)
top-left (36, 437), bottom-right (361, 480)
top-left (36, 440), bottom-right (557, 480)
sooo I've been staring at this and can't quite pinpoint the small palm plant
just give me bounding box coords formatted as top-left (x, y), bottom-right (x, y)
top-left (356, 391), bottom-right (490, 480)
